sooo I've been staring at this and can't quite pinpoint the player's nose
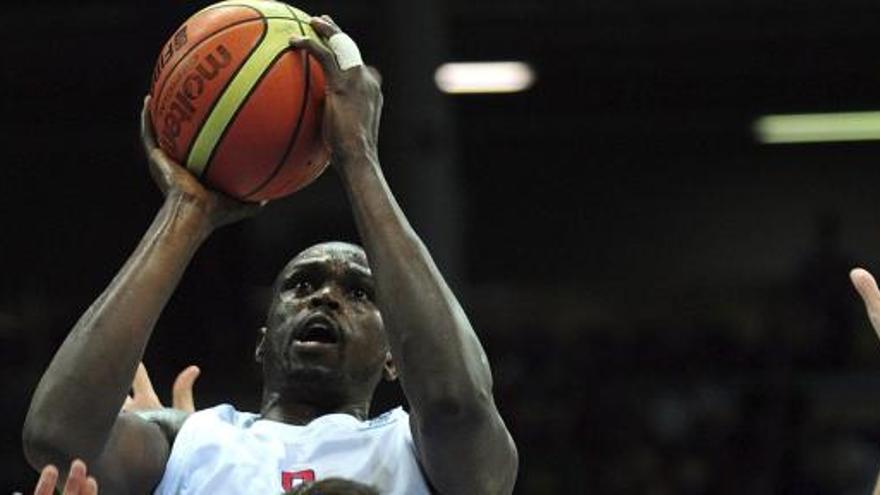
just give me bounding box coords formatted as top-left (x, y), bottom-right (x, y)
top-left (308, 286), bottom-right (341, 311)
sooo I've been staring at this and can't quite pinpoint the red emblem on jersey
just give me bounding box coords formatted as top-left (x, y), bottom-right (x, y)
top-left (282, 469), bottom-right (316, 491)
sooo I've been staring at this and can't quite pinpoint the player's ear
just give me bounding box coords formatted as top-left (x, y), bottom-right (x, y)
top-left (382, 351), bottom-right (397, 382)
top-left (255, 326), bottom-right (267, 363)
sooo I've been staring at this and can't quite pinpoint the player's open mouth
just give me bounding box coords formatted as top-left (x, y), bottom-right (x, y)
top-left (292, 314), bottom-right (341, 350)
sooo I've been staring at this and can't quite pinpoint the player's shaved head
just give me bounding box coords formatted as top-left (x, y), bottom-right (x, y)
top-left (292, 241), bottom-right (367, 266)
top-left (274, 242), bottom-right (370, 292)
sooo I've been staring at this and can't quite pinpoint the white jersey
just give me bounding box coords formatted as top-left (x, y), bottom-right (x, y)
top-left (153, 404), bottom-right (432, 494)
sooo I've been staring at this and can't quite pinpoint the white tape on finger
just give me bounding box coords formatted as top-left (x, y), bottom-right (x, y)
top-left (327, 33), bottom-right (364, 71)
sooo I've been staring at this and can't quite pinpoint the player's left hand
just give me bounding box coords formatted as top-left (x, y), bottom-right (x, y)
top-left (33, 459), bottom-right (98, 495)
top-left (141, 98), bottom-right (264, 230)
top-left (289, 16), bottom-right (383, 168)
top-left (122, 362), bottom-right (200, 413)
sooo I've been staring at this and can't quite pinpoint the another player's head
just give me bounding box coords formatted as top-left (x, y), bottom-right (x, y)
top-left (284, 477), bottom-right (380, 494)
top-left (258, 242), bottom-right (397, 413)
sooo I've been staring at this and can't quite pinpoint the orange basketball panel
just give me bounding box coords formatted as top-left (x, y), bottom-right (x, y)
top-left (150, 20), bottom-right (266, 163)
top-left (150, 5), bottom-right (264, 102)
top-left (203, 49), bottom-right (310, 199)
top-left (245, 54), bottom-right (330, 201)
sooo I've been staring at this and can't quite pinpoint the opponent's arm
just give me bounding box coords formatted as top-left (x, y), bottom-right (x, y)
top-left (850, 268), bottom-right (880, 495)
top-left (22, 100), bottom-right (256, 492)
top-left (292, 19), bottom-right (517, 494)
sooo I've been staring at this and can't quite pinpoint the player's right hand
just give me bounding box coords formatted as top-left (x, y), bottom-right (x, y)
top-left (289, 17), bottom-right (383, 170)
top-left (140, 96), bottom-right (263, 229)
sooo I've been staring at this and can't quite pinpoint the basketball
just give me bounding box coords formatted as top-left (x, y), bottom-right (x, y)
top-left (149, 0), bottom-right (330, 201)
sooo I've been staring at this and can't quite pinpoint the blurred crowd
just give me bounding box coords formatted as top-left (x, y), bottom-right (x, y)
top-left (479, 221), bottom-right (880, 494)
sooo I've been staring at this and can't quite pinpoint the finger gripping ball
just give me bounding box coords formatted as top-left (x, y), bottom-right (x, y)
top-left (149, 0), bottom-right (330, 201)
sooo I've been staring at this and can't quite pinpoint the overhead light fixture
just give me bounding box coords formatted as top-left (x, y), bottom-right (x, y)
top-left (754, 111), bottom-right (880, 144)
top-left (434, 61), bottom-right (535, 94)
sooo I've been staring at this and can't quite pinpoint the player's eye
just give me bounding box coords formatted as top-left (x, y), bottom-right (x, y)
top-left (295, 281), bottom-right (314, 295)
top-left (285, 279), bottom-right (314, 296)
top-left (349, 287), bottom-right (371, 301)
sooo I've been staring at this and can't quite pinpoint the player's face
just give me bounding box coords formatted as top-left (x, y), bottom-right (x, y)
top-left (263, 242), bottom-right (388, 393)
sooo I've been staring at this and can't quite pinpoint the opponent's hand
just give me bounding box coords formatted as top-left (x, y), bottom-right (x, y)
top-left (140, 97), bottom-right (262, 229)
top-left (857, 269), bottom-right (880, 495)
top-left (289, 16), bottom-right (383, 167)
top-left (122, 361), bottom-right (200, 413)
top-left (170, 364), bottom-right (200, 412)
top-left (33, 459), bottom-right (98, 495)
top-left (851, 268), bottom-right (880, 338)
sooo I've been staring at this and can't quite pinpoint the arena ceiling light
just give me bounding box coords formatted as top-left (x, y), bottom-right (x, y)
top-left (754, 111), bottom-right (880, 144)
top-left (434, 62), bottom-right (535, 94)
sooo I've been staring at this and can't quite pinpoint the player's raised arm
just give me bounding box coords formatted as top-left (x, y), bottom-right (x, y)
top-left (22, 100), bottom-right (258, 492)
top-left (291, 18), bottom-right (518, 494)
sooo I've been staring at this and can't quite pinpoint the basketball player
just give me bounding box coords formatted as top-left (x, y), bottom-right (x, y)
top-left (23, 15), bottom-right (517, 494)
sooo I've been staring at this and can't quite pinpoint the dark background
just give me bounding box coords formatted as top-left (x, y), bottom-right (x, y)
top-left (4, 0), bottom-right (880, 493)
